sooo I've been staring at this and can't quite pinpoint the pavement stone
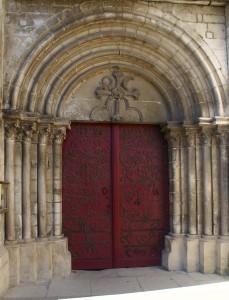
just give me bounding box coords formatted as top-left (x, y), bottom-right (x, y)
top-left (2, 267), bottom-right (229, 299)
top-left (47, 277), bottom-right (91, 298)
top-left (3, 285), bottom-right (48, 299)
top-left (90, 277), bottom-right (142, 296)
top-left (137, 275), bottom-right (179, 291)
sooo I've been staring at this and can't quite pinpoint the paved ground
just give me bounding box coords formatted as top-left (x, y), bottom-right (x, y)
top-left (3, 267), bottom-right (229, 300)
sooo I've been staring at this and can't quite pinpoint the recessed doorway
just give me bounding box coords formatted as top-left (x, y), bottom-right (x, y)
top-left (62, 123), bottom-right (169, 270)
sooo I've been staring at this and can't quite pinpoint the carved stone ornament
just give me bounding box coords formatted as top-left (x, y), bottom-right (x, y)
top-left (164, 128), bottom-right (183, 148)
top-left (216, 127), bottom-right (229, 146)
top-left (185, 128), bottom-right (198, 147)
top-left (90, 67), bottom-right (143, 121)
top-left (22, 122), bottom-right (37, 142)
top-left (53, 128), bottom-right (67, 144)
top-left (200, 127), bottom-right (213, 146)
top-left (4, 120), bottom-right (21, 140)
top-left (38, 125), bottom-right (51, 144)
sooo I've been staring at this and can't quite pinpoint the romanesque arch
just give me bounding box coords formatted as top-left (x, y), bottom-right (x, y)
top-left (3, 1), bottom-right (229, 285)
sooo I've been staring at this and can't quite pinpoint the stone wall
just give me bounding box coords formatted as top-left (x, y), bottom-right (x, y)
top-left (1, 0), bottom-right (229, 297)
top-left (3, 1), bottom-right (228, 105)
top-left (226, 3), bottom-right (229, 79)
top-left (0, 0), bottom-right (9, 297)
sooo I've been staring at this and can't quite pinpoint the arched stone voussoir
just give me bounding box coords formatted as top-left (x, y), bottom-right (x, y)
top-left (6, 0), bottom-right (227, 121)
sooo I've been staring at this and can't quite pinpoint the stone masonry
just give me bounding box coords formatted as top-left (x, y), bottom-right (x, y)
top-left (1, 0), bottom-right (229, 297)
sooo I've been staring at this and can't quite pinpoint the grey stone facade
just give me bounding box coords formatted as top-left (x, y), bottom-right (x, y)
top-left (0, 0), bottom-right (229, 296)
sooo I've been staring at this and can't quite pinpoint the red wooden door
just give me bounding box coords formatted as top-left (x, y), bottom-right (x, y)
top-left (63, 123), bottom-right (169, 270)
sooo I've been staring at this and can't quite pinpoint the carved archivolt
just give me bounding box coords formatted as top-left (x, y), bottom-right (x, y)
top-left (4, 1), bottom-right (227, 121)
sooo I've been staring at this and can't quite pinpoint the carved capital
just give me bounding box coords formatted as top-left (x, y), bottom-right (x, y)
top-left (216, 127), bottom-right (229, 146)
top-left (21, 122), bottom-right (37, 143)
top-left (200, 127), bottom-right (213, 146)
top-left (164, 128), bottom-right (183, 148)
top-left (38, 125), bottom-right (51, 144)
top-left (184, 128), bottom-right (199, 147)
top-left (4, 120), bottom-right (20, 140)
top-left (53, 128), bottom-right (67, 145)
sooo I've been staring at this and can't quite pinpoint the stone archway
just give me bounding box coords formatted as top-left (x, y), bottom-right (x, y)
top-left (3, 0), bottom-right (229, 287)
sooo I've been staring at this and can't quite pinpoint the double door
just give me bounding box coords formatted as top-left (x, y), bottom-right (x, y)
top-left (62, 123), bottom-right (169, 270)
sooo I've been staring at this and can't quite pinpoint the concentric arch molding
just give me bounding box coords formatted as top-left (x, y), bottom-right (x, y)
top-left (5, 0), bottom-right (228, 122)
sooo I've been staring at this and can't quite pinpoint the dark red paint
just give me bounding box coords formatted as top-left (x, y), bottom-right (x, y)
top-left (63, 123), bottom-right (169, 270)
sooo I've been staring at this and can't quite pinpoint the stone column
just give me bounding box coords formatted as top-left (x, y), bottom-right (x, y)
top-left (211, 131), bottom-right (220, 236)
top-left (166, 128), bottom-right (182, 234)
top-left (185, 127), bottom-right (197, 236)
top-left (180, 133), bottom-right (188, 234)
top-left (162, 125), bottom-right (185, 271)
top-left (37, 125), bottom-right (50, 239)
top-left (201, 127), bottom-right (213, 236)
top-left (196, 132), bottom-right (203, 236)
top-left (215, 126), bottom-right (229, 275)
top-left (217, 127), bottom-right (229, 237)
top-left (184, 126), bottom-right (199, 272)
top-left (53, 128), bottom-right (66, 237)
top-left (21, 122), bottom-right (36, 241)
top-left (4, 121), bottom-right (19, 242)
top-left (200, 126), bottom-right (216, 274)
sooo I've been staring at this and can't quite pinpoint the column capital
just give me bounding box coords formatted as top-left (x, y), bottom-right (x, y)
top-left (37, 124), bottom-right (52, 144)
top-left (52, 127), bottom-right (67, 145)
top-left (200, 127), bottom-right (214, 146)
top-left (4, 119), bottom-right (20, 140)
top-left (184, 127), bottom-right (199, 147)
top-left (21, 122), bottom-right (37, 143)
top-left (216, 126), bottom-right (229, 146)
top-left (163, 127), bottom-right (183, 148)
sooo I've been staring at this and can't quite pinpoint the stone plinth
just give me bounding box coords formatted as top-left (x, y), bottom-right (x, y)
top-left (162, 234), bottom-right (185, 271)
top-left (6, 238), bottom-right (71, 287)
top-left (200, 237), bottom-right (217, 274)
top-left (185, 236), bottom-right (200, 273)
top-left (216, 237), bottom-right (229, 275)
top-left (0, 246), bottom-right (9, 296)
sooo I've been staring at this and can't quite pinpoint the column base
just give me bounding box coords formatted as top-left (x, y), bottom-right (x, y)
top-left (0, 246), bottom-right (9, 297)
top-left (20, 243), bottom-right (37, 283)
top-left (184, 235), bottom-right (200, 272)
top-left (162, 234), bottom-right (185, 271)
top-left (5, 237), bottom-right (71, 287)
top-left (216, 237), bottom-right (229, 276)
top-left (5, 243), bottom-right (20, 287)
top-left (52, 238), bottom-right (71, 278)
top-left (200, 236), bottom-right (217, 274)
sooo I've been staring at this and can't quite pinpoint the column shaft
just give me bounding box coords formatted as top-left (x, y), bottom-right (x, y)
top-left (180, 136), bottom-right (188, 234)
top-left (22, 139), bottom-right (31, 240)
top-left (211, 135), bottom-right (220, 236)
top-left (5, 138), bottom-right (15, 241)
top-left (53, 128), bottom-right (66, 237)
top-left (196, 134), bottom-right (203, 235)
top-left (185, 128), bottom-right (197, 235)
top-left (166, 128), bottom-right (182, 235)
top-left (202, 128), bottom-right (213, 236)
top-left (37, 126), bottom-right (50, 238)
top-left (217, 128), bottom-right (229, 236)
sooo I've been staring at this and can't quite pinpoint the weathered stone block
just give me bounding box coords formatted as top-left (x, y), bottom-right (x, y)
top-left (52, 238), bottom-right (71, 278)
top-left (37, 241), bottom-right (52, 283)
top-left (20, 242), bottom-right (37, 283)
top-left (5, 243), bottom-right (20, 287)
top-left (203, 14), bottom-right (225, 24)
top-left (185, 236), bottom-right (199, 272)
top-left (162, 234), bottom-right (185, 271)
top-left (0, 246), bottom-right (9, 297)
top-left (200, 237), bottom-right (217, 274)
top-left (216, 238), bottom-right (229, 276)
